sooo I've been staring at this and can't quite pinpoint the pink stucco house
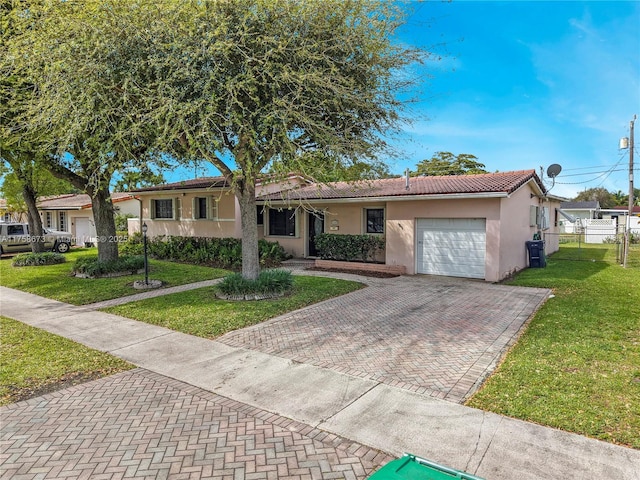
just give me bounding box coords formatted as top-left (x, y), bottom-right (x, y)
top-left (130, 170), bottom-right (563, 282)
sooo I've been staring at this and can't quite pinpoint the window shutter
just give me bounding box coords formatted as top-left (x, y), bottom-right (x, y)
top-left (529, 205), bottom-right (538, 227)
top-left (192, 198), bottom-right (197, 219)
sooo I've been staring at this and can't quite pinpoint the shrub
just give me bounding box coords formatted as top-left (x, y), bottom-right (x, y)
top-left (114, 213), bottom-right (135, 232)
top-left (12, 252), bottom-right (66, 267)
top-left (73, 255), bottom-right (145, 277)
top-left (314, 233), bottom-right (384, 262)
top-left (216, 269), bottom-right (293, 297)
top-left (118, 235), bottom-right (289, 269)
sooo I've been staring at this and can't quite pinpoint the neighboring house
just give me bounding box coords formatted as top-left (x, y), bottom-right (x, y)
top-left (0, 198), bottom-right (26, 223)
top-left (603, 206), bottom-right (640, 234)
top-left (132, 170), bottom-right (563, 283)
top-left (558, 201), bottom-right (599, 233)
top-left (37, 192), bottom-right (139, 245)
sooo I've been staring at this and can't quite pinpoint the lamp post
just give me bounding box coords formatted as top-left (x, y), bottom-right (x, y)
top-left (142, 222), bottom-right (149, 285)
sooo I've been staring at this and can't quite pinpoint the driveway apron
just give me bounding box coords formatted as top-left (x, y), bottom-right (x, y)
top-left (219, 274), bottom-right (550, 403)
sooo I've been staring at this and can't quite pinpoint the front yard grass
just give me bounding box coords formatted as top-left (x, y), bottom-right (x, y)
top-left (0, 248), bottom-right (229, 305)
top-left (0, 316), bottom-right (133, 406)
top-left (103, 275), bottom-right (364, 338)
top-left (467, 244), bottom-right (640, 449)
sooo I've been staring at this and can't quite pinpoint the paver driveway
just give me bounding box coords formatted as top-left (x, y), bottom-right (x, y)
top-left (219, 274), bottom-right (550, 403)
top-left (0, 369), bottom-right (392, 480)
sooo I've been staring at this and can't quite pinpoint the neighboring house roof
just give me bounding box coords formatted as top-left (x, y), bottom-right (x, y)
top-left (559, 201), bottom-right (600, 210)
top-left (259, 170), bottom-right (545, 202)
top-left (607, 205), bottom-right (640, 214)
top-left (37, 192), bottom-right (136, 210)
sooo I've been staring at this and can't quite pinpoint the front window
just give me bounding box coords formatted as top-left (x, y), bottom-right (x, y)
top-left (257, 206), bottom-right (264, 225)
top-left (58, 212), bottom-right (67, 231)
top-left (365, 208), bottom-right (384, 234)
top-left (45, 212), bottom-right (53, 228)
top-left (268, 208), bottom-right (296, 236)
top-left (193, 197), bottom-right (209, 219)
top-left (153, 199), bottom-right (174, 219)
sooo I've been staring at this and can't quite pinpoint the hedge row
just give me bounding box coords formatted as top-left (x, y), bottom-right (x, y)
top-left (314, 233), bottom-right (384, 262)
top-left (12, 252), bottom-right (66, 267)
top-left (73, 255), bottom-right (144, 277)
top-left (120, 234), bottom-right (290, 269)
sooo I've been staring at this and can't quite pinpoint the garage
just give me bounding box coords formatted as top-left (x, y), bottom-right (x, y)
top-left (416, 218), bottom-right (486, 279)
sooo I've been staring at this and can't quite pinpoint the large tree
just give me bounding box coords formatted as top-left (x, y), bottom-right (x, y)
top-left (0, 2), bottom-right (73, 252)
top-left (413, 152), bottom-right (487, 176)
top-left (3, 1), bottom-right (160, 261)
top-left (269, 151), bottom-right (393, 183)
top-left (573, 187), bottom-right (615, 209)
top-left (141, 0), bottom-right (426, 279)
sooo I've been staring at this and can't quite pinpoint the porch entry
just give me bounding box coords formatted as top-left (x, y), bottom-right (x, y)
top-left (308, 212), bottom-right (325, 257)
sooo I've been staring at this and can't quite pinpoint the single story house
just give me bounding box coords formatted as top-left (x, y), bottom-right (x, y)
top-left (603, 205), bottom-right (640, 234)
top-left (130, 170), bottom-right (563, 283)
top-left (37, 192), bottom-right (139, 245)
top-left (558, 201), bottom-right (599, 233)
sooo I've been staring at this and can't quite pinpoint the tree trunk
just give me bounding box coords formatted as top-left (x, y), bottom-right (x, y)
top-left (22, 183), bottom-right (46, 253)
top-left (90, 188), bottom-right (119, 262)
top-left (236, 180), bottom-right (260, 280)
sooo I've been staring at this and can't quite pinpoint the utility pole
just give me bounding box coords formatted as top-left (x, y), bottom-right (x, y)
top-left (623, 115), bottom-right (636, 268)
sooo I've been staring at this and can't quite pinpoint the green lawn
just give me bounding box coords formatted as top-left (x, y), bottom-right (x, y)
top-left (104, 275), bottom-right (364, 338)
top-left (0, 316), bottom-right (133, 406)
top-left (0, 248), bottom-right (229, 305)
top-left (467, 244), bottom-right (640, 449)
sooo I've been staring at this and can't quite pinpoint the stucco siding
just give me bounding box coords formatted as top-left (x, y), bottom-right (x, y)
top-left (138, 192), bottom-right (237, 239)
top-left (386, 198), bottom-right (500, 279)
top-left (497, 186), bottom-right (562, 278)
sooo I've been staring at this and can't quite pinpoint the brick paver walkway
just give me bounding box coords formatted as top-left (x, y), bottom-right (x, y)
top-left (86, 279), bottom-right (222, 309)
top-left (0, 369), bottom-right (392, 480)
top-left (219, 275), bottom-right (549, 403)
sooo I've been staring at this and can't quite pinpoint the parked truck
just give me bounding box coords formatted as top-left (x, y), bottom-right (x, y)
top-left (0, 222), bottom-right (72, 254)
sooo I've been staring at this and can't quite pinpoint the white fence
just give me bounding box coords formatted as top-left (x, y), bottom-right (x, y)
top-left (584, 219), bottom-right (617, 243)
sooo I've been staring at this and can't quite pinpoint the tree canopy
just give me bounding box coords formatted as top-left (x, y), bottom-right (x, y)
top-left (412, 152), bottom-right (487, 176)
top-left (3, 0), bottom-right (429, 274)
top-left (573, 187), bottom-right (616, 209)
top-left (3, 0), bottom-right (164, 260)
top-left (136, 0), bottom-right (427, 278)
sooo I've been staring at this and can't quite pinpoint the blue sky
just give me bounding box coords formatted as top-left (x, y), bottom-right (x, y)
top-left (167, 0), bottom-right (640, 200)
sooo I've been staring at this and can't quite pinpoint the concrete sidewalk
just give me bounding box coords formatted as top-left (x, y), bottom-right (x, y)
top-left (1, 286), bottom-right (639, 479)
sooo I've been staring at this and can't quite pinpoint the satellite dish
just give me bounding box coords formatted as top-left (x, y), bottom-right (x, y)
top-left (546, 164), bottom-right (562, 179)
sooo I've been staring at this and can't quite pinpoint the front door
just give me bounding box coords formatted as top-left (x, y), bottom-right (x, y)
top-left (308, 212), bottom-right (325, 257)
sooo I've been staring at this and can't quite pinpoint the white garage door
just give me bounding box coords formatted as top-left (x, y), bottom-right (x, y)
top-left (416, 218), bottom-right (486, 279)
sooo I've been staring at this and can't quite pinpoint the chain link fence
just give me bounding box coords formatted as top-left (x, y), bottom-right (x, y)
top-left (543, 232), bottom-right (640, 268)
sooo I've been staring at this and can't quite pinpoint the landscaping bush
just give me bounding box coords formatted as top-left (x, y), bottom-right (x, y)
top-left (314, 233), bottom-right (384, 262)
top-left (11, 252), bottom-right (66, 267)
top-left (119, 235), bottom-right (289, 269)
top-left (216, 269), bottom-right (293, 298)
top-left (73, 255), bottom-right (145, 277)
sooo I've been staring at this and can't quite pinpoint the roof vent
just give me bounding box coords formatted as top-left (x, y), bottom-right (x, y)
top-left (405, 168), bottom-right (410, 190)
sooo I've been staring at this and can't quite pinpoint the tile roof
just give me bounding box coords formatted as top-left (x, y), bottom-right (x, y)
top-left (608, 205), bottom-right (640, 214)
top-left (131, 177), bottom-right (230, 192)
top-left (259, 170), bottom-right (543, 201)
top-left (37, 192), bottom-right (136, 210)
